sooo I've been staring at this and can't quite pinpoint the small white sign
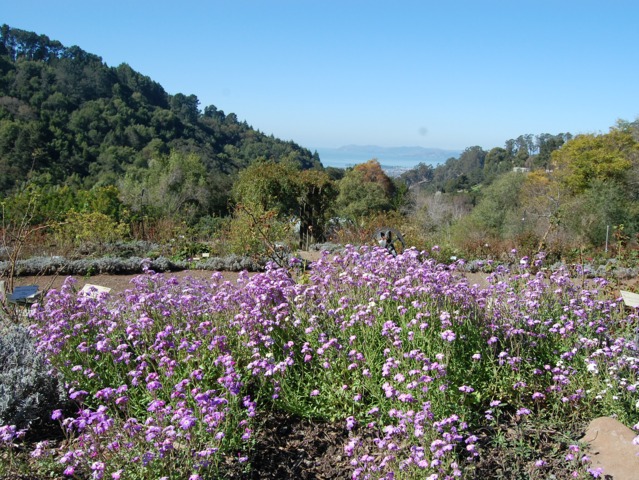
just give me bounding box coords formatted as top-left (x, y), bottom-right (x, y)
top-left (621, 290), bottom-right (639, 308)
top-left (80, 284), bottom-right (112, 298)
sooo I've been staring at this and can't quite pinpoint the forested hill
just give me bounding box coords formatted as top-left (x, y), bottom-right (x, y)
top-left (399, 133), bottom-right (572, 193)
top-left (0, 25), bottom-right (320, 205)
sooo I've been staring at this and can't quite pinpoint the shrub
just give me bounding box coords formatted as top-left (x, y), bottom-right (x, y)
top-left (53, 210), bottom-right (129, 254)
top-left (0, 325), bottom-right (68, 432)
top-left (224, 203), bottom-right (294, 261)
top-left (0, 254), bottom-right (267, 277)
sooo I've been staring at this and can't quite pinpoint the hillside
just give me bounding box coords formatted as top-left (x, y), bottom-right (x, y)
top-left (399, 134), bottom-right (572, 192)
top-left (0, 24), bottom-right (320, 211)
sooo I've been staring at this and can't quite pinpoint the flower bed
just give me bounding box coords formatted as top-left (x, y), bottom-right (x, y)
top-left (2, 246), bottom-right (638, 478)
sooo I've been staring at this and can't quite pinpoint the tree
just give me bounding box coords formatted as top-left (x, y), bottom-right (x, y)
top-left (534, 133), bottom-right (570, 169)
top-left (410, 190), bottom-right (472, 234)
top-left (399, 162), bottom-right (433, 188)
top-left (561, 179), bottom-right (635, 247)
top-left (119, 150), bottom-right (210, 223)
top-left (169, 93), bottom-right (199, 125)
top-left (336, 160), bottom-right (395, 224)
top-left (353, 159), bottom-right (395, 198)
top-left (458, 146), bottom-right (486, 176)
top-left (552, 128), bottom-right (638, 194)
top-left (232, 159), bottom-right (300, 214)
top-left (231, 159), bottom-right (336, 246)
top-left (296, 169), bottom-right (336, 244)
top-left (484, 147), bottom-right (510, 181)
top-left (519, 170), bottom-right (566, 250)
top-left (461, 171), bottom-right (527, 237)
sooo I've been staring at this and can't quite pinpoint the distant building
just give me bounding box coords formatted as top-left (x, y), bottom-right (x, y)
top-left (512, 167), bottom-right (530, 173)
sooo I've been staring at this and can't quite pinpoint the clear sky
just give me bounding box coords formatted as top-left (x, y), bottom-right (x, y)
top-left (3, 1), bottom-right (638, 152)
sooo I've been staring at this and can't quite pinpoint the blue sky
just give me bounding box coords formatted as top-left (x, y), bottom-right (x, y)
top-left (3, 1), bottom-right (638, 152)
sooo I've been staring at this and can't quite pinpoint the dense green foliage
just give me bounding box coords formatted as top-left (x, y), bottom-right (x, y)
top-left (404, 122), bottom-right (639, 257)
top-left (0, 25), bottom-right (320, 215)
top-left (232, 159), bottom-right (337, 242)
top-left (336, 159), bottom-right (404, 223)
top-left (400, 133), bottom-right (572, 193)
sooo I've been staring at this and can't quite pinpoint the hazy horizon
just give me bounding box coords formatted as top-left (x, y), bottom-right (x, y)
top-left (314, 144), bottom-right (462, 170)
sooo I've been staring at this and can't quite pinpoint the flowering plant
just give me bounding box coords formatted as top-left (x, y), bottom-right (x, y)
top-left (1, 246), bottom-right (637, 478)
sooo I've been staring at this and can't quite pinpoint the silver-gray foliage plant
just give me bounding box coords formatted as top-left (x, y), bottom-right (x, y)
top-left (0, 325), bottom-right (69, 430)
top-left (0, 255), bottom-right (267, 277)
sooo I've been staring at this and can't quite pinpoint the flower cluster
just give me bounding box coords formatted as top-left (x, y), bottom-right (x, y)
top-left (2, 246), bottom-right (636, 478)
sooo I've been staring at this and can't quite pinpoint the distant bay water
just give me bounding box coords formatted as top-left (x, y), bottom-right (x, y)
top-left (314, 145), bottom-right (462, 176)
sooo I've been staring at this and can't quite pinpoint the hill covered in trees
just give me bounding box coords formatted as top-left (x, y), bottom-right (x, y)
top-left (402, 122), bottom-right (639, 259)
top-left (0, 24), bottom-right (320, 213)
top-left (399, 133), bottom-right (572, 193)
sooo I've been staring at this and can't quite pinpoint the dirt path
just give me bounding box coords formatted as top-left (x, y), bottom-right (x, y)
top-left (5, 252), bottom-right (327, 295)
top-left (8, 270), bottom-right (244, 295)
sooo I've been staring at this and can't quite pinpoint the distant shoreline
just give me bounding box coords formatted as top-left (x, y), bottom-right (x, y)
top-left (314, 145), bottom-right (462, 172)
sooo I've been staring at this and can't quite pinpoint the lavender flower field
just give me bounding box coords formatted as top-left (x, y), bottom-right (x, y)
top-left (3, 246), bottom-right (639, 479)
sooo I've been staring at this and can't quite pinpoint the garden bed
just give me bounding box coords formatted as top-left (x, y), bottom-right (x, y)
top-left (2, 247), bottom-right (639, 479)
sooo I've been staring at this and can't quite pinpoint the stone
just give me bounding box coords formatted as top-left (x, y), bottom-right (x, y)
top-left (582, 417), bottom-right (639, 479)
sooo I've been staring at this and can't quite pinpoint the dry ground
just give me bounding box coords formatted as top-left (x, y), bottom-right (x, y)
top-left (10, 269), bottom-right (244, 295)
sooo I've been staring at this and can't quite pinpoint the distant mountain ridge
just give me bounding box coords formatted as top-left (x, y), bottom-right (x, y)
top-left (316, 145), bottom-right (462, 173)
top-left (335, 145), bottom-right (460, 156)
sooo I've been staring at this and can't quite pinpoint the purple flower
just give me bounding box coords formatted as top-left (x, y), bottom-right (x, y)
top-left (146, 380), bottom-right (162, 391)
top-left (346, 416), bottom-right (357, 431)
top-left (441, 330), bottom-right (456, 342)
top-left (0, 425), bottom-right (18, 443)
top-left (95, 387), bottom-right (114, 400)
top-left (91, 461), bottom-right (105, 479)
top-left (398, 393), bottom-right (415, 403)
top-left (179, 416), bottom-right (197, 430)
top-left (344, 437), bottom-right (359, 456)
top-left (147, 399), bottom-right (165, 412)
top-left (69, 390), bottom-right (89, 401)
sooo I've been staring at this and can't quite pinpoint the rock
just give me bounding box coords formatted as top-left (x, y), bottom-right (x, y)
top-left (582, 417), bottom-right (639, 479)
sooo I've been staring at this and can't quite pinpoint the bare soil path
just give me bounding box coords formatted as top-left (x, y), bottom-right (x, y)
top-left (11, 269), bottom-right (244, 295)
